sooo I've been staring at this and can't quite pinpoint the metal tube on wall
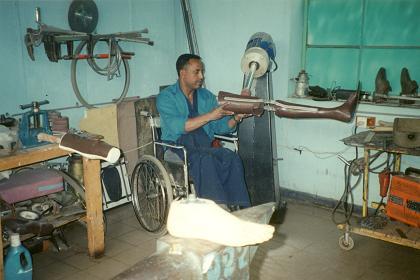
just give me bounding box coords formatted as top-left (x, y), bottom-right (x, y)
top-left (180, 0), bottom-right (199, 55)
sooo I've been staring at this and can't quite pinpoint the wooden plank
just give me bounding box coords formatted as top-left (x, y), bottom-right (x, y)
top-left (0, 144), bottom-right (69, 171)
top-left (351, 226), bottom-right (420, 249)
top-left (338, 221), bottom-right (420, 250)
top-left (83, 158), bottom-right (105, 258)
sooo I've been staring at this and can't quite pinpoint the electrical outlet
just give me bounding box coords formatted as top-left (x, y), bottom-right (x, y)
top-left (356, 116), bottom-right (376, 128)
top-left (366, 117), bottom-right (376, 128)
top-left (356, 116), bottom-right (367, 127)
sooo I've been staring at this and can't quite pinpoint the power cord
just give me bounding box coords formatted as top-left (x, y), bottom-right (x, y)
top-left (332, 158), bottom-right (362, 225)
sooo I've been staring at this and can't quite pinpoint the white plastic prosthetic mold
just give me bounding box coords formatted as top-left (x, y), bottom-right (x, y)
top-left (167, 196), bottom-right (275, 247)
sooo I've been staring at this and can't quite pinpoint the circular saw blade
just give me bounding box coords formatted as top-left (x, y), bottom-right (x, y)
top-left (68, 0), bottom-right (98, 33)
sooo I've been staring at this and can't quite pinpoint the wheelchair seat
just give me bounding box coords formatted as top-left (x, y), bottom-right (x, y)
top-left (163, 149), bottom-right (184, 164)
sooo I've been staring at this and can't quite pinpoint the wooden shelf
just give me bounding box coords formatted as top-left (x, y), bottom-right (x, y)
top-left (2, 212), bottom-right (86, 248)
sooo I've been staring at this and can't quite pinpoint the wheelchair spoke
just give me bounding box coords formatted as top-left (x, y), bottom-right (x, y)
top-left (131, 155), bottom-right (173, 234)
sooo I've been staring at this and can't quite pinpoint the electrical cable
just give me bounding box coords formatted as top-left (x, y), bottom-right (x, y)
top-left (332, 159), bottom-right (362, 225)
top-left (70, 39), bottom-right (130, 108)
top-left (291, 145), bottom-right (351, 159)
top-left (87, 39), bottom-right (123, 77)
top-left (270, 59), bottom-right (278, 72)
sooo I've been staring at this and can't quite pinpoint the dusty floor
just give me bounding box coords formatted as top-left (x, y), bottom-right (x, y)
top-left (31, 200), bottom-right (420, 279)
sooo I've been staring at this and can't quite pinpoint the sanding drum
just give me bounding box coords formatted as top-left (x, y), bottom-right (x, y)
top-left (393, 118), bottom-right (420, 148)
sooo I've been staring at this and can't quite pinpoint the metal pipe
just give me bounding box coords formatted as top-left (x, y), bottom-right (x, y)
top-left (35, 7), bottom-right (41, 24)
top-left (243, 62), bottom-right (258, 90)
top-left (180, 0), bottom-right (199, 55)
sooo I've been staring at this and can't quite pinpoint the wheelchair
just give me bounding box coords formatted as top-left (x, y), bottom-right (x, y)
top-left (131, 108), bottom-right (238, 235)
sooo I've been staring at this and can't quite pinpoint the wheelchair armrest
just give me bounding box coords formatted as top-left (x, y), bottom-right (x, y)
top-left (154, 142), bottom-right (188, 166)
top-left (214, 134), bottom-right (239, 152)
top-left (214, 134), bottom-right (238, 142)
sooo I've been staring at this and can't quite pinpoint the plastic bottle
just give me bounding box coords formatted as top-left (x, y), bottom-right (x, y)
top-left (4, 233), bottom-right (33, 280)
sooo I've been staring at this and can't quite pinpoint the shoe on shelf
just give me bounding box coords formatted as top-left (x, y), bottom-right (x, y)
top-left (400, 67), bottom-right (418, 105)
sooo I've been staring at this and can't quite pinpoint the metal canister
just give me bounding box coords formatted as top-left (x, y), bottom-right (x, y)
top-left (294, 70), bottom-right (309, 97)
top-left (68, 154), bottom-right (84, 185)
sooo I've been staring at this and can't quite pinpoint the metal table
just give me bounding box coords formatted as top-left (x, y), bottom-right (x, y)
top-left (338, 131), bottom-right (420, 250)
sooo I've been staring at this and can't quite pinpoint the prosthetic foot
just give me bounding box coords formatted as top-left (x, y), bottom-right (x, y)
top-left (218, 91), bottom-right (358, 122)
top-left (167, 196), bottom-right (275, 247)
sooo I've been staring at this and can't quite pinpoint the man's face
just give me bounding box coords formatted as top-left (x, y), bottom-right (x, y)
top-left (180, 59), bottom-right (205, 90)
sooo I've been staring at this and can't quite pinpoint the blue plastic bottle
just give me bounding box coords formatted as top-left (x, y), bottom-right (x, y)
top-left (4, 233), bottom-right (33, 280)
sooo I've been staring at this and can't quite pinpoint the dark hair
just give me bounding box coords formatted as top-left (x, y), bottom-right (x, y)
top-left (176, 53), bottom-right (201, 76)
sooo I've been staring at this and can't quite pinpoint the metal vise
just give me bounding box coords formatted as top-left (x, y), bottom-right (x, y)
top-left (18, 100), bottom-right (52, 148)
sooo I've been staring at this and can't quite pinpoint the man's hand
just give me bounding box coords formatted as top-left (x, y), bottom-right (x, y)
top-left (184, 103), bottom-right (234, 132)
top-left (208, 103), bottom-right (234, 121)
top-left (240, 88), bottom-right (251, 96)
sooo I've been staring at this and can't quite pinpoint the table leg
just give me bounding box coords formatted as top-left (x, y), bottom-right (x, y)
top-left (83, 158), bottom-right (105, 258)
top-left (363, 149), bottom-right (370, 217)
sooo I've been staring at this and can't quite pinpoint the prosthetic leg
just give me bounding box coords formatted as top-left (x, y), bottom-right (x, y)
top-left (37, 133), bottom-right (120, 163)
top-left (218, 90), bottom-right (358, 122)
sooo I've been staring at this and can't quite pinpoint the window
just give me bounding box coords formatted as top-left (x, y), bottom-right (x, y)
top-left (304, 0), bottom-right (420, 104)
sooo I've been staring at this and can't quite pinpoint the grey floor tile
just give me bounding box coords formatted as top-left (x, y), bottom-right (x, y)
top-left (33, 261), bottom-right (80, 280)
top-left (112, 240), bottom-right (157, 266)
top-left (61, 251), bottom-right (107, 270)
top-left (60, 271), bottom-right (101, 280)
top-left (104, 238), bottom-right (135, 257)
top-left (32, 250), bottom-right (57, 267)
top-left (115, 228), bottom-right (156, 246)
top-left (105, 221), bottom-right (138, 239)
top-left (120, 215), bottom-right (144, 229)
top-left (85, 258), bottom-right (130, 279)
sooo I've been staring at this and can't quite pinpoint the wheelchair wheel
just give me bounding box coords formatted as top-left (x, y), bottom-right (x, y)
top-left (131, 155), bottom-right (173, 235)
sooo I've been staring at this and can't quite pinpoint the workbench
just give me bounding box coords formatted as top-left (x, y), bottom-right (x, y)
top-left (339, 131), bottom-right (420, 250)
top-left (0, 144), bottom-right (105, 278)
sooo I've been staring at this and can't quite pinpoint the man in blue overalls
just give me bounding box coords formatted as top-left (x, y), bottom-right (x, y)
top-left (157, 54), bottom-right (251, 208)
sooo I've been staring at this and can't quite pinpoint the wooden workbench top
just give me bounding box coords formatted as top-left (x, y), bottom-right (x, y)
top-left (0, 144), bottom-right (70, 172)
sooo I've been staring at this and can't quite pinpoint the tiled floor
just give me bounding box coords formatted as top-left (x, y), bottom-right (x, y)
top-left (31, 200), bottom-right (420, 279)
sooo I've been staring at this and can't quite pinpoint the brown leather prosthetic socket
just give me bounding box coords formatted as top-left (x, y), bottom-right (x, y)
top-left (218, 91), bottom-right (265, 116)
top-left (60, 133), bottom-right (115, 159)
top-left (273, 92), bottom-right (358, 122)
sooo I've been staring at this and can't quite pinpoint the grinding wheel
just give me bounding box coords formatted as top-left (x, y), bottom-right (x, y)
top-left (68, 0), bottom-right (98, 33)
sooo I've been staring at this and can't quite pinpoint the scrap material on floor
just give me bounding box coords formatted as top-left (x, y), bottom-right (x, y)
top-left (30, 200), bottom-right (420, 280)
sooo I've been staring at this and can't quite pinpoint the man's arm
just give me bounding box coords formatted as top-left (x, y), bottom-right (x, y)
top-left (185, 103), bottom-right (234, 132)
